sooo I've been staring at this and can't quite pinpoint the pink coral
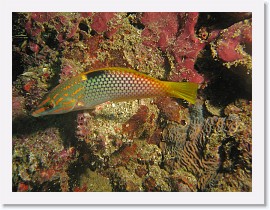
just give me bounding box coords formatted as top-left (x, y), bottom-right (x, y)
top-left (59, 59), bottom-right (81, 83)
top-left (76, 112), bottom-right (92, 141)
top-left (91, 13), bottom-right (116, 33)
top-left (141, 12), bottom-right (179, 51)
top-left (80, 12), bottom-right (93, 18)
top-left (141, 12), bottom-right (205, 83)
top-left (25, 20), bottom-right (42, 37)
top-left (31, 12), bottom-right (56, 23)
top-left (169, 13), bottom-right (205, 83)
top-left (25, 13), bottom-right (56, 37)
top-left (12, 96), bottom-right (25, 119)
top-left (28, 41), bottom-right (40, 53)
top-left (90, 12), bottom-right (121, 38)
top-left (25, 12), bottom-right (83, 44)
top-left (214, 20), bottom-right (252, 63)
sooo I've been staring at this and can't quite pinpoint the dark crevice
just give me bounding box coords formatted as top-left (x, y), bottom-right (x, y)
top-left (79, 22), bottom-right (89, 33)
top-left (218, 137), bottom-right (240, 173)
top-left (196, 12), bottom-right (252, 32)
top-left (12, 52), bottom-right (25, 81)
top-left (41, 27), bottom-right (59, 49)
top-left (127, 13), bottom-right (145, 30)
top-left (195, 45), bottom-right (252, 107)
top-left (162, 52), bottom-right (172, 80)
top-left (90, 29), bottom-right (97, 36)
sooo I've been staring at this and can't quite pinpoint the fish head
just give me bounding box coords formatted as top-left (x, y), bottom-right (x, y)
top-left (31, 95), bottom-right (77, 117)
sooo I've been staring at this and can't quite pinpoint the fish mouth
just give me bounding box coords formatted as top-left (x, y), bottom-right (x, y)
top-left (31, 108), bottom-right (45, 117)
top-left (31, 110), bottom-right (40, 117)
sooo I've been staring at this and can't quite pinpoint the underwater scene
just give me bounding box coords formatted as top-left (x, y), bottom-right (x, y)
top-left (12, 12), bottom-right (252, 192)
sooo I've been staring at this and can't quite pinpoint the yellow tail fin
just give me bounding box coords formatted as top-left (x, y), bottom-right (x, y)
top-left (164, 81), bottom-right (199, 104)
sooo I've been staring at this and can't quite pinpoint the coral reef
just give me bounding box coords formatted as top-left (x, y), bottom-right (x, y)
top-left (177, 99), bottom-right (252, 191)
top-left (122, 104), bottom-right (158, 139)
top-left (77, 168), bottom-right (112, 192)
top-left (141, 12), bottom-right (205, 83)
top-left (13, 127), bottom-right (77, 191)
top-left (210, 19), bottom-right (252, 74)
top-left (12, 12), bottom-right (252, 192)
top-left (141, 12), bottom-right (179, 51)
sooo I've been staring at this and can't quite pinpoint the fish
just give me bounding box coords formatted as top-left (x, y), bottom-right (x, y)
top-left (32, 67), bottom-right (199, 117)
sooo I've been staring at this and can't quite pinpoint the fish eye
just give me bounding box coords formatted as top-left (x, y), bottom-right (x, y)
top-left (45, 102), bottom-right (54, 110)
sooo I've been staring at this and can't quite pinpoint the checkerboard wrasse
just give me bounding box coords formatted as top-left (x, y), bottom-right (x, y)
top-left (32, 67), bottom-right (199, 117)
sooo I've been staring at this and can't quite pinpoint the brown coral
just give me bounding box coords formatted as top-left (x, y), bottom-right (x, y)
top-left (122, 105), bottom-right (150, 138)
